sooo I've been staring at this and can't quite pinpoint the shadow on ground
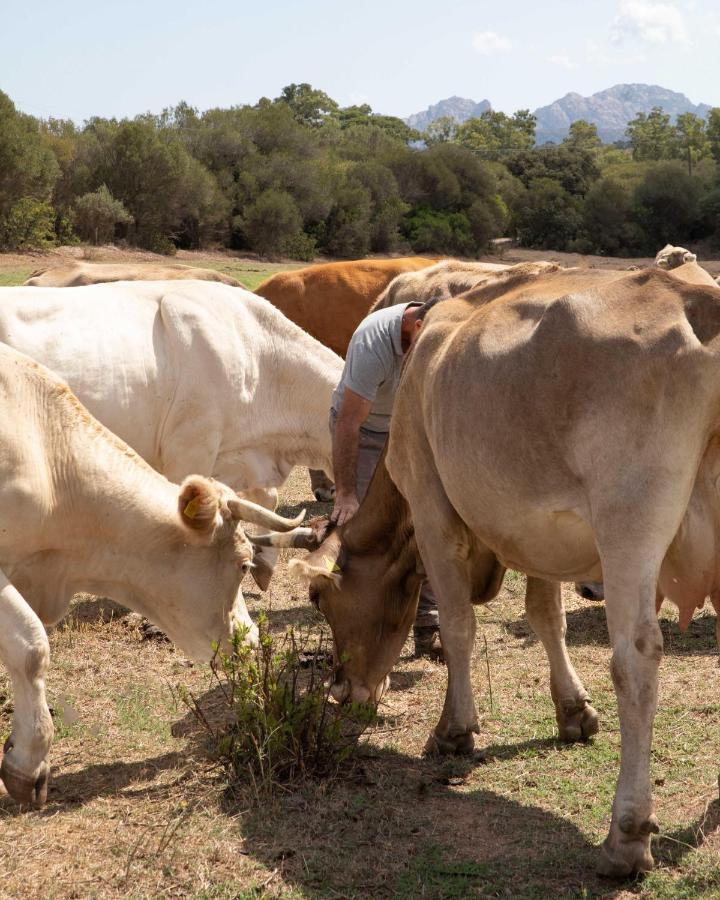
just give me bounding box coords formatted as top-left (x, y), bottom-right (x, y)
top-left (504, 603), bottom-right (718, 656)
top-left (6, 682), bottom-right (716, 898)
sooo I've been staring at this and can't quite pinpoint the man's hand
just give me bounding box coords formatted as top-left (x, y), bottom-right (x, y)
top-left (331, 492), bottom-right (360, 526)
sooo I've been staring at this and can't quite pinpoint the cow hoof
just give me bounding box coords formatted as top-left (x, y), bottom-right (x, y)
top-left (597, 837), bottom-right (655, 878)
top-left (597, 814), bottom-right (659, 877)
top-left (0, 757), bottom-right (49, 807)
top-left (424, 728), bottom-right (476, 757)
top-left (558, 702), bottom-right (600, 743)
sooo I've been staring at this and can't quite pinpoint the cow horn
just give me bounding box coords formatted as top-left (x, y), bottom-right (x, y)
top-left (248, 526), bottom-right (319, 549)
top-left (227, 498), bottom-right (305, 531)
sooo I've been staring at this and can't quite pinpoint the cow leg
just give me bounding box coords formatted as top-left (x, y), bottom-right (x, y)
top-left (596, 563), bottom-right (663, 877)
top-left (0, 570), bottom-right (53, 806)
top-left (524, 578), bottom-right (599, 742)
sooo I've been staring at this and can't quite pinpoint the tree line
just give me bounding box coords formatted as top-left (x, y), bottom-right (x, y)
top-left (2, 83), bottom-right (720, 258)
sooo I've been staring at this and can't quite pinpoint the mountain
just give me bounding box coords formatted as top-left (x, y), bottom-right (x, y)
top-left (404, 84), bottom-right (712, 144)
top-left (405, 96), bottom-right (491, 132)
top-left (533, 84), bottom-right (712, 144)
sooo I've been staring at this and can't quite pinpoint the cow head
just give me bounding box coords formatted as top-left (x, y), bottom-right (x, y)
top-left (251, 472), bottom-right (422, 705)
top-left (164, 476), bottom-right (306, 660)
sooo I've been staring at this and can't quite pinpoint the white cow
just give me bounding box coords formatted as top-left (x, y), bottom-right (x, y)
top-left (0, 343), bottom-right (302, 806)
top-left (0, 280), bottom-right (343, 586)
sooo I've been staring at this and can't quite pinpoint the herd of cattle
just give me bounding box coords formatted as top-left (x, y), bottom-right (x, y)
top-left (1, 244), bottom-right (719, 877)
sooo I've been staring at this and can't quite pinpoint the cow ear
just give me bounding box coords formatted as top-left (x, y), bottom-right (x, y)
top-left (178, 476), bottom-right (220, 531)
top-left (289, 555), bottom-right (343, 588)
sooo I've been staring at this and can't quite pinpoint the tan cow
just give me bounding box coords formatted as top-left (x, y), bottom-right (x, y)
top-left (254, 258), bottom-right (437, 358)
top-left (24, 261), bottom-right (245, 288)
top-left (0, 342), bottom-right (301, 806)
top-left (265, 264), bottom-right (720, 876)
top-left (370, 259), bottom-right (510, 312)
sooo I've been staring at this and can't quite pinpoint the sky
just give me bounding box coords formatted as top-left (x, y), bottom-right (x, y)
top-left (2, 0), bottom-right (720, 123)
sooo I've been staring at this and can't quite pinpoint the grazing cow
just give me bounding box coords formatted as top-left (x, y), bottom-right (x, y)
top-left (370, 259), bottom-right (511, 312)
top-left (265, 265), bottom-right (720, 875)
top-left (0, 281), bottom-right (343, 588)
top-left (24, 261), bottom-right (245, 288)
top-left (254, 258), bottom-right (438, 358)
top-left (0, 343), bottom-right (302, 806)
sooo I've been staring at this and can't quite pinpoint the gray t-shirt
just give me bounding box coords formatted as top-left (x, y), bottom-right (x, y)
top-left (331, 302), bottom-right (411, 433)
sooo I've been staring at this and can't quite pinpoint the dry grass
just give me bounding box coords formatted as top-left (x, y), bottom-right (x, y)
top-left (0, 468), bottom-right (718, 898)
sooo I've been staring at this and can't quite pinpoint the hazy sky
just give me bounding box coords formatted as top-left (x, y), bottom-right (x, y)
top-left (3, 0), bottom-right (719, 123)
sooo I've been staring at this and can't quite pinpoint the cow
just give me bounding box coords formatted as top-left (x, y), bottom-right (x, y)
top-left (261, 264), bottom-right (720, 876)
top-left (0, 281), bottom-right (343, 588)
top-left (24, 261), bottom-right (245, 288)
top-left (0, 342), bottom-right (302, 806)
top-left (370, 259), bottom-right (511, 312)
top-left (254, 258), bottom-right (438, 359)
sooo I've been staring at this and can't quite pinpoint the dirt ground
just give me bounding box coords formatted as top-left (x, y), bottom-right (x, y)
top-left (0, 246), bottom-right (718, 897)
top-left (0, 466), bottom-right (717, 899)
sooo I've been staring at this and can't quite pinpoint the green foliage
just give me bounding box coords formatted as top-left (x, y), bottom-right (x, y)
top-left (511, 178), bottom-right (581, 250)
top-left (633, 162), bottom-right (703, 249)
top-left (577, 177), bottom-right (639, 255)
top-left (0, 197), bottom-right (56, 250)
top-left (180, 617), bottom-right (376, 799)
top-left (275, 83), bottom-right (338, 128)
top-left (73, 184), bottom-right (133, 244)
top-left (562, 119), bottom-right (602, 152)
top-left (506, 146), bottom-right (600, 196)
top-left (239, 189), bottom-right (304, 258)
top-left (626, 106), bottom-right (677, 160)
top-left (0, 91), bottom-right (59, 220)
top-left (455, 109), bottom-right (536, 158)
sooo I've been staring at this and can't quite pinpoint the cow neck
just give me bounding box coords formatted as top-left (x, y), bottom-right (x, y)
top-left (343, 446), bottom-right (414, 559)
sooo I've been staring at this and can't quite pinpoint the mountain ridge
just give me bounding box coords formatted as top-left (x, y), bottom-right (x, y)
top-left (404, 83), bottom-right (713, 144)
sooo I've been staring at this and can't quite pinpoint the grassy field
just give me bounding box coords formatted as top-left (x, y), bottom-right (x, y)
top-left (0, 249), bottom-right (301, 290)
top-left (0, 466), bottom-right (718, 899)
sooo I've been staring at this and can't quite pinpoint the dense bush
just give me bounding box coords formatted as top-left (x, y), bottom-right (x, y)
top-left (3, 84), bottom-right (720, 257)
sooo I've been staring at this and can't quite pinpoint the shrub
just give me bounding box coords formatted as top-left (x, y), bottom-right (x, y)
top-left (241, 189), bottom-right (303, 258)
top-left (0, 197), bottom-right (56, 250)
top-left (180, 616), bottom-right (376, 801)
top-left (73, 184), bottom-right (133, 245)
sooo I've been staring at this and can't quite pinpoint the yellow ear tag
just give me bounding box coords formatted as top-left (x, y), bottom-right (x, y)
top-left (184, 496), bottom-right (201, 519)
top-left (323, 555), bottom-right (341, 574)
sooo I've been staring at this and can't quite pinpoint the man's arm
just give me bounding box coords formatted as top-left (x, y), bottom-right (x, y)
top-left (331, 387), bottom-right (371, 526)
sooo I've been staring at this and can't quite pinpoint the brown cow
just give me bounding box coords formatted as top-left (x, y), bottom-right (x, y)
top-left (24, 261), bottom-right (245, 288)
top-left (263, 264), bottom-right (720, 876)
top-left (254, 257), bottom-right (437, 358)
top-left (370, 259), bottom-right (510, 312)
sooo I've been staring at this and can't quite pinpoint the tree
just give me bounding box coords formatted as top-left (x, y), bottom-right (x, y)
top-left (511, 178), bottom-right (581, 249)
top-left (275, 83), bottom-right (338, 128)
top-left (73, 184), bottom-right (133, 244)
top-left (626, 107), bottom-right (676, 161)
top-left (675, 112), bottom-right (709, 176)
top-left (633, 162), bottom-right (702, 248)
top-left (707, 108), bottom-right (720, 164)
top-left (563, 120), bottom-right (602, 152)
top-left (0, 91), bottom-right (59, 220)
top-left (455, 109), bottom-right (536, 158)
top-left (506, 146), bottom-right (599, 195)
top-left (0, 197), bottom-right (56, 250)
top-left (578, 178), bottom-right (638, 255)
top-left (239, 189), bottom-right (304, 257)
top-left (424, 116), bottom-right (457, 145)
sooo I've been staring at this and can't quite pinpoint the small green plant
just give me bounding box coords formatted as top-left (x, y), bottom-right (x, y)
top-left (180, 615), bottom-right (376, 800)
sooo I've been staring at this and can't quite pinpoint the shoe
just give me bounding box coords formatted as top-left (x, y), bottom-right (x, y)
top-left (413, 626), bottom-right (444, 662)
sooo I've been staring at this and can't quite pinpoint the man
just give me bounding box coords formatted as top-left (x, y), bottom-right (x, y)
top-left (329, 299), bottom-right (442, 659)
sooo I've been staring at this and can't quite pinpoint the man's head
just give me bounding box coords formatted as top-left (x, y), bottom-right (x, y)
top-left (401, 297), bottom-right (443, 352)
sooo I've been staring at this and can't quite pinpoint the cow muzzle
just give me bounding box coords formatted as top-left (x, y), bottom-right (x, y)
top-left (1, 741), bottom-right (49, 807)
top-left (575, 581), bottom-right (605, 602)
top-left (329, 675), bottom-right (390, 705)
